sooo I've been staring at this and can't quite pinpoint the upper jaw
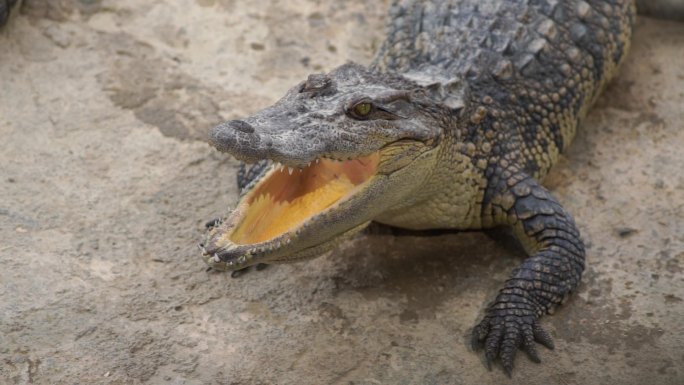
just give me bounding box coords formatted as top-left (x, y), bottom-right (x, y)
top-left (209, 116), bottom-right (437, 170)
top-left (209, 121), bottom-right (328, 169)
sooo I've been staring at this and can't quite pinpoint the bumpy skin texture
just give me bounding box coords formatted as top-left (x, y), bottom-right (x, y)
top-left (211, 0), bottom-right (635, 375)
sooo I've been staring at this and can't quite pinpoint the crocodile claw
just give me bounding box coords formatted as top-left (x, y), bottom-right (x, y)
top-left (472, 313), bottom-right (554, 376)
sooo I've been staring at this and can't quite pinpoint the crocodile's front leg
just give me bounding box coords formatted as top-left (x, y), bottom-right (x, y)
top-left (472, 165), bottom-right (585, 375)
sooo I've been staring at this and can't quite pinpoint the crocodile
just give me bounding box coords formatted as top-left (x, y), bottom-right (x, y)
top-left (201, 0), bottom-right (635, 375)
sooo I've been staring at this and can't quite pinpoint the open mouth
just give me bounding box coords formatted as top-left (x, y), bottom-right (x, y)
top-left (222, 153), bottom-right (380, 247)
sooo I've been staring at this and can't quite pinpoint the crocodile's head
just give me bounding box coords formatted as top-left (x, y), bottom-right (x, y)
top-left (201, 62), bottom-right (450, 271)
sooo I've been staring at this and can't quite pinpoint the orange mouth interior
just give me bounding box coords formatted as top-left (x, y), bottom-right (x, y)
top-left (229, 153), bottom-right (380, 245)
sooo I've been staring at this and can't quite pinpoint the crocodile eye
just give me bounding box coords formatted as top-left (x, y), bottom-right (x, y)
top-left (351, 102), bottom-right (372, 118)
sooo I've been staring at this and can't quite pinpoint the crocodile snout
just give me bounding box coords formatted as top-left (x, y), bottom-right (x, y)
top-left (209, 120), bottom-right (263, 157)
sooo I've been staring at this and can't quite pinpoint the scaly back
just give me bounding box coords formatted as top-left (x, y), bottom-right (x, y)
top-left (373, 0), bottom-right (635, 179)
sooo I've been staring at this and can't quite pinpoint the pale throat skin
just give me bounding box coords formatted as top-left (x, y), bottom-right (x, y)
top-left (202, 0), bottom-right (635, 376)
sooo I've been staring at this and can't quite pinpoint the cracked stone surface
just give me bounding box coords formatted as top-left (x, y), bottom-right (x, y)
top-left (1, 1), bottom-right (683, 384)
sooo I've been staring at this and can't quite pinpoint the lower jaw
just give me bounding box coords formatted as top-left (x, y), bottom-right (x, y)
top-left (203, 221), bottom-right (371, 271)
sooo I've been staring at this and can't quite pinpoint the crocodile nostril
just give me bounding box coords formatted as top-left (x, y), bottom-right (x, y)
top-left (228, 120), bottom-right (255, 134)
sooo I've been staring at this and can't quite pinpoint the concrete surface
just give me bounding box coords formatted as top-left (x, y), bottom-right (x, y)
top-left (1, 1), bottom-right (683, 384)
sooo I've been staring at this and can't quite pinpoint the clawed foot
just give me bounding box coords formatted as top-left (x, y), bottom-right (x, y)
top-left (471, 312), bottom-right (554, 376)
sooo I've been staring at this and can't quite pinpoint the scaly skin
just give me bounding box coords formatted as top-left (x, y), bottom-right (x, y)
top-left (204, 0), bottom-right (635, 375)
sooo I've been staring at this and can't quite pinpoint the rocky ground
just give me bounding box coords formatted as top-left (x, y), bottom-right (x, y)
top-left (1, 1), bottom-right (683, 384)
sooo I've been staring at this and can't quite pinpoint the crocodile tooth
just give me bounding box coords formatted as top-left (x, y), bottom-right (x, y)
top-left (316, 159), bottom-right (320, 164)
top-left (288, 167), bottom-right (294, 175)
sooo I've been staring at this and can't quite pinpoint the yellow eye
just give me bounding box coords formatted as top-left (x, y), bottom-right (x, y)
top-left (353, 102), bottom-right (372, 117)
